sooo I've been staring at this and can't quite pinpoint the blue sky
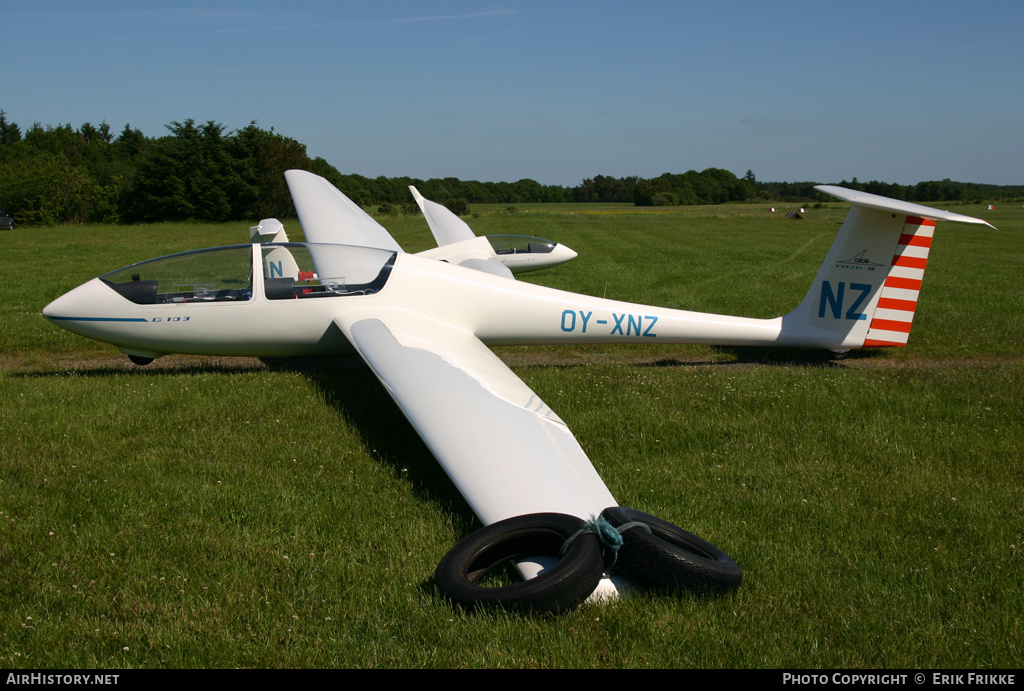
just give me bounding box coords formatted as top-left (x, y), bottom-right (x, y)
top-left (4, 1), bottom-right (1022, 186)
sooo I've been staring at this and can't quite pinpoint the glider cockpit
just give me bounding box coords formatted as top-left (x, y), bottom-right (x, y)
top-left (101, 245), bottom-right (254, 305)
top-left (258, 243), bottom-right (396, 300)
top-left (485, 235), bottom-right (557, 256)
top-left (98, 242), bottom-right (397, 305)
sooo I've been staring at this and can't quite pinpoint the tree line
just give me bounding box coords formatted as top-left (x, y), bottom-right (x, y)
top-left (1, 112), bottom-right (1020, 226)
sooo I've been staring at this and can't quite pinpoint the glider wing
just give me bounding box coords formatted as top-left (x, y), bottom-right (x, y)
top-left (452, 256), bottom-right (516, 279)
top-left (332, 308), bottom-right (617, 527)
top-left (409, 186), bottom-right (515, 279)
top-left (409, 185), bottom-right (476, 246)
top-left (285, 169), bottom-right (403, 251)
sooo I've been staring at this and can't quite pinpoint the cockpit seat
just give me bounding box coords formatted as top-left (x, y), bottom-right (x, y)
top-left (104, 279), bottom-right (158, 304)
top-left (265, 277), bottom-right (296, 300)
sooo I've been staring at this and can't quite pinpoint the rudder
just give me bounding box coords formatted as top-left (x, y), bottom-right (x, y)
top-left (862, 215), bottom-right (935, 347)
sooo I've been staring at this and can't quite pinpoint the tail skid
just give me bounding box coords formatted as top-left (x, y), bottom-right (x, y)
top-left (778, 186), bottom-right (994, 350)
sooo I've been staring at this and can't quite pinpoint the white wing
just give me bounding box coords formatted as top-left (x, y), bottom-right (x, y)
top-left (332, 308), bottom-right (617, 526)
top-left (285, 170), bottom-right (403, 251)
top-left (409, 185), bottom-right (476, 246)
top-left (409, 186), bottom-right (515, 279)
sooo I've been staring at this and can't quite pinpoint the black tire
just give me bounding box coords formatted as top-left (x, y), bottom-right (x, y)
top-left (601, 506), bottom-right (741, 595)
top-left (435, 512), bottom-right (606, 615)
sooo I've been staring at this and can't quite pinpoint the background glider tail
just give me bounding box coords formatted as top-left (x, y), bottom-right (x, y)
top-left (779, 186), bottom-right (994, 351)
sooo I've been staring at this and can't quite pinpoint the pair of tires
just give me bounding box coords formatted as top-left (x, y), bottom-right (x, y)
top-left (434, 507), bottom-right (741, 614)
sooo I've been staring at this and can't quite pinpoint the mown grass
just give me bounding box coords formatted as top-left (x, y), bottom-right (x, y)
top-left (1, 201), bottom-right (1021, 668)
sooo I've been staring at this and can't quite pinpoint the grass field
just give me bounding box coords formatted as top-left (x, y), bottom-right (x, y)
top-left (1, 200), bottom-right (1022, 668)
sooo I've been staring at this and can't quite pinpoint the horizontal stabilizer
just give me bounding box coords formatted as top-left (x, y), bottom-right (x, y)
top-left (814, 186), bottom-right (996, 229)
top-left (249, 218), bottom-right (288, 243)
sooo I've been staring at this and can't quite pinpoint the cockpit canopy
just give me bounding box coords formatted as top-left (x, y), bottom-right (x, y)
top-left (99, 243), bottom-right (396, 305)
top-left (485, 235), bottom-right (557, 255)
top-left (100, 245), bottom-right (252, 304)
top-left (259, 243), bottom-right (395, 300)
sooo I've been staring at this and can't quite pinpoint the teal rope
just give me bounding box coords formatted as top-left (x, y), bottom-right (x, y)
top-left (560, 515), bottom-right (651, 570)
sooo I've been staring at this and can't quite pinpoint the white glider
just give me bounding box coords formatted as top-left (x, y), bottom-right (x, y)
top-left (43, 173), bottom-right (993, 612)
top-left (408, 185), bottom-right (578, 278)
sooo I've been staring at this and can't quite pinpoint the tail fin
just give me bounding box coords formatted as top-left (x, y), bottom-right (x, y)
top-left (780, 186), bottom-right (994, 350)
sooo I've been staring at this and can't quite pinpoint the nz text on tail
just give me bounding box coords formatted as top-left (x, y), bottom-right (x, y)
top-left (780, 186), bottom-right (994, 351)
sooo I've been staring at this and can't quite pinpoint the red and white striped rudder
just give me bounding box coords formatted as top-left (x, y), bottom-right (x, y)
top-left (863, 215), bottom-right (935, 347)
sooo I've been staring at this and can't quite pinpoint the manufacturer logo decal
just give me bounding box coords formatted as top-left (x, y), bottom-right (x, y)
top-left (835, 250), bottom-right (884, 271)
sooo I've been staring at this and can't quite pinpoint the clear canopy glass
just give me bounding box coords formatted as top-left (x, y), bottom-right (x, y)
top-left (100, 245), bottom-right (254, 304)
top-left (260, 243), bottom-right (396, 300)
top-left (99, 243), bottom-right (396, 304)
top-left (485, 236), bottom-right (556, 255)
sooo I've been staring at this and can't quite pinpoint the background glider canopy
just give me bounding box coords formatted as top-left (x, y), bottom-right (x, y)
top-left (486, 236), bottom-right (557, 255)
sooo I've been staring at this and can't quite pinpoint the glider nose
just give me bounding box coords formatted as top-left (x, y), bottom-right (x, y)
top-left (42, 285), bottom-right (83, 323)
top-left (551, 243), bottom-right (578, 265)
top-left (42, 279), bottom-right (122, 337)
top-left (45, 278), bottom-right (105, 317)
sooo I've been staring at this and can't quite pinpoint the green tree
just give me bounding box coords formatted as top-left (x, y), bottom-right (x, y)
top-left (0, 153), bottom-right (104, 224)
top-left (124, 119), bottom-right (255, 222)
top-left (0, 111), bottom-right (22, 145)
top-left (231, 122), bottom-right (312, 219)
top-left (445, 197), bottom-right (469, 215)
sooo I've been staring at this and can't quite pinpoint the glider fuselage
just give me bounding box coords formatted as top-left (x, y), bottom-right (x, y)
top-left (43, 242), bottom-right (796, 361)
